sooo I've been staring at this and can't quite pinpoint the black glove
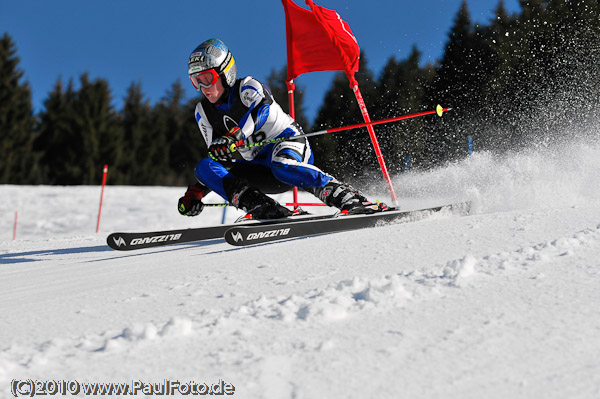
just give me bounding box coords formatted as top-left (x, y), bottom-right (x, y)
top-left (178, 183), bottom-right (207, 216)
top-left (209, 127), bottom-right (245, 162)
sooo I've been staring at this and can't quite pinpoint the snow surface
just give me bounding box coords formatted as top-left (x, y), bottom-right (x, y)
top-left (1, 140), bottom-right (600, 398)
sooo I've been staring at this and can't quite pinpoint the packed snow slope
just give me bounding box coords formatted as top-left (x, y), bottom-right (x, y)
top-left (1, 140), bottom-right (600, 398)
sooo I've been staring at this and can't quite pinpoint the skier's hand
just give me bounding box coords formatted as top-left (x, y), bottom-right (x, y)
top-left (178, 183), bottom-right (207, 216)
top-left (209, 127), bottom-right (245, 162)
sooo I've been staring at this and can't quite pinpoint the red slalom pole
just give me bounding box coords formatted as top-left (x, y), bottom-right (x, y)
top-left (286, 79), bottom-right (301, 210)
top-left (13, 211), bottom-right (18, 240)
top-left (351, 84), bottom-right (398, 206)
top-left (96, 165), bottom-right (108, 233)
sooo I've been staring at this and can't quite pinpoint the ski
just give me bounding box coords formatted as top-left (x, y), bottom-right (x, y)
top-left (106, 212), bottom-right (336, 251)
top-left (224, 202), bottom-right (471, 247)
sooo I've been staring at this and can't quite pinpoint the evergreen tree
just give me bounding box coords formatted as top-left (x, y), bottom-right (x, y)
top-left (35, 79), bottom-right (78, 184)
top-left (480, 0), bottom-right (521, 151)
top-left (312, 51), bottom-right (378, 181)
top-left (120, 82), bottom-right (161, 184)
top-left (181, 95), bottom-right (206, 183)
top-left (151, 81), bottom-right (201, 185)
top-left (491, 0), bottom-right (600, 146)
top-left (424, 1), bottom-right (479, 166)
top-left (74, 73), bottom-right (124, 184)
top-left (0, 33), bottom-right (38, 184)
top-left (547, 0), bottom-right (600, 131)
top-left (374, 46), bottom-right (434, 171)
top-left (35, 74), bottom-right (122, 184)
top-left (310, 72), bottom-right (349, 177)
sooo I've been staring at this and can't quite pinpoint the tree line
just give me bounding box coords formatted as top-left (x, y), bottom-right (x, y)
top-left (2, 0), bottom-right (599, 186)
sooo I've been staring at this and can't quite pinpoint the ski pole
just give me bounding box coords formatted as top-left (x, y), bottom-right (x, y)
top-left (242, 104), bottom-right (450, 149)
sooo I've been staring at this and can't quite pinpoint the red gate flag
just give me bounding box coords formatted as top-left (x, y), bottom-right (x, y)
top-left (281, 0), bottom-right (359, 83)
top-left (281, 0), bottom-right (399, 206)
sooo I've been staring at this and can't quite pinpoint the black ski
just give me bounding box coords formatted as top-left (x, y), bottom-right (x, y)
top-left (107, 212), bottom-right (336, 251)
top-left (224, 202), bottom-right (471, 246)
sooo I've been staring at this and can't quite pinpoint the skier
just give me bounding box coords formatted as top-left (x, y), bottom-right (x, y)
top-left (178, 38), bottom-right (388, 219)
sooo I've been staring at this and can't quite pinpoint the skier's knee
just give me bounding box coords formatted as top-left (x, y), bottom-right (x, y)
top-left (194, 157), bottom-right (223, 183)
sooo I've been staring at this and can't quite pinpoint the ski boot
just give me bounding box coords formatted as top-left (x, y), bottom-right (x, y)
top-left (226, 179), bottom-right (292, 219)
top-left (308, 180), bottom-right (389, 215)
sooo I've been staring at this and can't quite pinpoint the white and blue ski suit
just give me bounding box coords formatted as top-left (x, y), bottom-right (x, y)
top-left (193, 76), bottom-right (332, 200)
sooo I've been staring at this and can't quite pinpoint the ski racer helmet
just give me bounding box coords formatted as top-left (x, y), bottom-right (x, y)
top-left (188, 38), bottom-right (237, 90)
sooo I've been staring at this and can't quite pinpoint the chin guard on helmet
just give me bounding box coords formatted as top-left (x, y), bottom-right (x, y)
top-left (188, 38), bottom-right (237, 89)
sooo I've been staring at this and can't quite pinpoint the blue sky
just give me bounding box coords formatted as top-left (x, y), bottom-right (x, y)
top-left (2, 0), bottom-right (520, 123)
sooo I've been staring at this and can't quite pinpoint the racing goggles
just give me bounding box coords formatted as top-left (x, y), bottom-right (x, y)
top-left (189, 69), bottom-right (219, 90)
